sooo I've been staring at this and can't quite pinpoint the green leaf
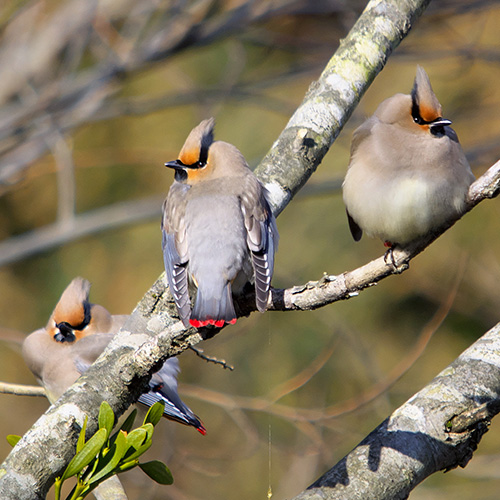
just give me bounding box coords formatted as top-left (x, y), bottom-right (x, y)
top-left (89, 430), bottom-right (128, 485)
top-left (118, 460), bottom-right (139, 473)
top-left (143, 401), bottom-right (165, 427)
top-left (141, 423), bottom-right (154, 442)
top-left (119, 409), bottom-right (137, 434)
top-left (139, 460), bottom-right (173, 485)
top-left (6, 434), bottom-right (21, 447)
top-left (98, 402), bottom-right (114, 436)
top-left (76, 416), bottom-right (88, 454)
top-left (61, 428), bottom-right (107, 481)
top-left (122, 439), bottom-right (152, 462)
top-left (125, 427), bottom-right (147, 452)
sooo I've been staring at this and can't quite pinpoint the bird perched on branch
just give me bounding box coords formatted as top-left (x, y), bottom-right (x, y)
top-left (162, 118), bottom-right (278, 328)
top-left (22, 277), bottom-right (206, 435)
top-left (343, 65), bottom-right (475, 248)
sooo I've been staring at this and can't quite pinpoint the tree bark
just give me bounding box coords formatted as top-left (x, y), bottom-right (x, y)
top-left (291, 322), bottom-right (500, 500)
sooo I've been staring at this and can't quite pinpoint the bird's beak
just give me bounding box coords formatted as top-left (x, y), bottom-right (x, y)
top-left (54, 322), bottom-right (76, 343)
top-left (431, 117), bottom-right (452, 128)
top-left (164, 160), bottom-right (185, 170)
top-left (165, 159), bottom-right (203, 170)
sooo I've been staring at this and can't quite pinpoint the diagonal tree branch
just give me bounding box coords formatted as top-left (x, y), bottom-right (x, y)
top-left (291, 320), bottom-right (500, 500)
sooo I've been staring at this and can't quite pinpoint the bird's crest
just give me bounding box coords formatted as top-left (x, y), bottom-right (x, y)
top-left (178, 118), bottom-right (215, 167)
top-left (411, 65), bottom-right (443, 124)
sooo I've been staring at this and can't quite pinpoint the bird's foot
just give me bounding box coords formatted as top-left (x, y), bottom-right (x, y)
top-left (383, 242), bottom-right (397, 267)
top-left (383, 244), bottom-right (409, 274)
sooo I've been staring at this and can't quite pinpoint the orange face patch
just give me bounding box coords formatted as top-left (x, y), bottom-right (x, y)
top-left (178, 149), bottom-right (200, 166)
top-left (186, 166), bottom-right (209, 182)
top-left (53, 309), bottom-right (85, 331)
top-left (418, 102), bottom-right (440, 123)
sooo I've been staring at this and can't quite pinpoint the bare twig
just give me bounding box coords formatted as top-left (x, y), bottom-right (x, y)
top-left (189, 346), bottom-right (234, 371)
top-left (0, 382), bottom-right (45, 397)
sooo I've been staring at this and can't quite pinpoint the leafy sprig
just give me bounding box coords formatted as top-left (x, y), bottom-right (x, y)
top-left (9, 401), bottom-right (172, 500)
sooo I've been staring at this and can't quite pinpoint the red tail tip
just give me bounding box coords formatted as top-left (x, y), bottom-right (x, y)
top-left (197, 426), bottom-right (207, 436)
top-left (189, 319), bottom-right (204, 328)
top-left (189, 318), bottom-right (237, 328)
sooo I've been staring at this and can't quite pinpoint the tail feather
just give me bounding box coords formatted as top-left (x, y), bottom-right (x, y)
top-left (138, 392), bottom-right (206, 435)
top-left (138, 358), bottom-right (206, 434)
top-left (190, 282), bottom-right (236, 327)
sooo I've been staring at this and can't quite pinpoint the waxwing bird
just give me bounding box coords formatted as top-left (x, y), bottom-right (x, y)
top-left (162, 117), bottom-right (278, 328)
top-left (342, 65), bottom-right (475, 247)
top-left (22, 277), bottom-right (206, 434)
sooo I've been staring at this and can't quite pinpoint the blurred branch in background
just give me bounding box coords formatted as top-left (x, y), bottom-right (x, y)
top-left (0, 195), bottom-right (163, 266)
top-left (0, 381), bottom-right (44, 397)
top-left (0, 0), bottom-right (360, 187)
top-left (1, 0), bottom-right (499, 265)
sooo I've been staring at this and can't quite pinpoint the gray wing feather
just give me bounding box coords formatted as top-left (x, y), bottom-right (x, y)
top-left (243, 187), bottom-right (278, 313)
top-left (162, 230), bottom-right (191, 326)
top-left (162, 190), bottom-right (191, 327)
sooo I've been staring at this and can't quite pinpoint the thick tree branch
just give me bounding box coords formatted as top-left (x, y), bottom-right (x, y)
top-left (291, 321), bottom-right (500, 500)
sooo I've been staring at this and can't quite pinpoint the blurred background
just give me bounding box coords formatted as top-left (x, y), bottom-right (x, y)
top-left (1, 0), bottom-right (500, 498)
